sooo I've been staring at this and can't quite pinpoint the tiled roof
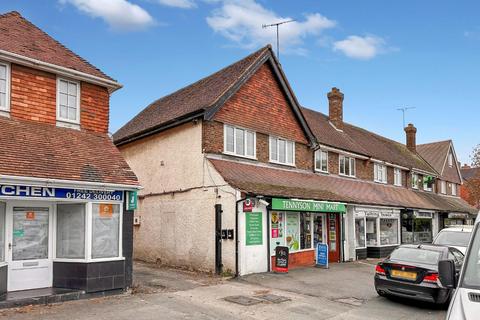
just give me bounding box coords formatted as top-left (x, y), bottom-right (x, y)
top-left (417, 140), bottom-right (461, 183)
top-left (302, 108), bottom-right (435, 173)
top-left (0, 11), bottom-right (114, 82)
top-left (210, 159), bottom-right (476, 214)
top-left (113, 46), bottom-right (271, 144)
top-left (461, 167), bottom-right (480, 181)
top-left (0, 117), bottom-right (138, 186)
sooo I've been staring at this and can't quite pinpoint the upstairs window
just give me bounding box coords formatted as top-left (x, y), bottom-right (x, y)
top-left (451, 183), bottom-right (457, 196)
top-left (411, 173), bottom-right (419, 189)
top-left (339, 155), bottom-right (355, 177)
top-left (374, 163), bottom-right (387, 183)
top-left (57, 78), bottom-right (80, 124)
top-left (423, 176), bottom-right (434, 192)
top-left (448, 152), bottom-right (453, 167)
top-left (0, 62), bottom-right (10, 112)
top-left (224, 124), bottom-right (255, 158)
top-left (270, 136), bottom-right (295, 166)
top-left (394, 168), bottom-right (402, 186)
top-left (315, 149), bottom-right (328, 173)
top-left (440, 180), bottom-right (446, 194)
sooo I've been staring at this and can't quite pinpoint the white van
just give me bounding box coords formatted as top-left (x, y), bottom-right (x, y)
top-left (439, 219), bottom-right (480, 319)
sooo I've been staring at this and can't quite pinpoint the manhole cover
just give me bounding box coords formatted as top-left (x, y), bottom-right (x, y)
top-left (223, 295), bottom-right (263, 306)
top-left (255, 294), bottom-right (291, 304)
top-left (334, 297), bottom-right (364, 306)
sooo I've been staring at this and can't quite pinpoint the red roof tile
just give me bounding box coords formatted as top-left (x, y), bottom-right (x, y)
top-left (210, 159), bottom-right (476, 213)
top-left (461, 167), bottom-right (480, 181)
top-left (0, 117), bottom-right (138, 186)
top-left (0, 11), bottom-right (114, 82)
top-left (417, 140), bottom-right (462, 183)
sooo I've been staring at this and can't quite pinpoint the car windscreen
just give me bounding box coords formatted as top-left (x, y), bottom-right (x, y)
top-left (390, 247), bottom-right (442, 265)
top-left (462, 226), bottom-right (480, 289)
top-left (434, 231), bottom-right (471, 247)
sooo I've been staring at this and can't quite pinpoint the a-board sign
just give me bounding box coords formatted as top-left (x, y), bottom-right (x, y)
top-left (316, 243), bottom-right (329, 268)
top-left (275, 246), bottom-right (289, 273)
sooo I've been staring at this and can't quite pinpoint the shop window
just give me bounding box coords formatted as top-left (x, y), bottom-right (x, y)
top-left (315, 149), bottom-right (328, 172)
top-left (339, 155), bottom-right (355, 177)
top-left (270, 211), bottom-right (285, 255)
top-left (394, 168), bottom-right (402, 186)
top-left (0, 62), bottom-right (10, 111)
top-left (414, 219), bottom-right (432, 243)
top-left (270, 136), bottom-right (295, 166)
top-left (0, 202), bottom-right (5, 262)
top-left (411, 173), bottom-right (419, 189)
top-left (57, 78), bottom-right (80, 123)
top-left (224, 125), bottom-right (256, 159)
top-left (366, 218), bottom-right (377, 246)
top-left (92, 204), bottom-right (121, 259)
top-left (355, 218), bottom-right (366, 248)
top-left (57, 204), bottom-right (86, 259)
top-left (380, 219), bottom-right (399, 245)
top-left (374, 163), bottom-right (387, 183)
top-left (300, 213), bottom-right (312, 250)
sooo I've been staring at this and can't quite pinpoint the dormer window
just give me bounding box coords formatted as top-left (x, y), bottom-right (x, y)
top-left (451, 183), bottom-right (457, 196)
top-left (0, 62), bottom-right (10, 112)
top-left (57, 78), bottom-right (80, 124)
top-left (224, 124), bottom-right (256, 159)
top-left (374, 163), bottom-right (387, 183)
top-left (270, 136), bottom-right (295, 166)
top-left (339, 155), bottom-right (355, 177)
top-left (411, 173), bottom-right (419, 189)
top-left (394, 168), bottom-right (402, 186)
top-left (314, 149), bottom-right (328, 173)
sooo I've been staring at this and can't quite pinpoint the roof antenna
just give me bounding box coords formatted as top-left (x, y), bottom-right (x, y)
top-left (396, 106), bottom-right (416, 128)
top-left (262, 20), bottom-right (295, 61)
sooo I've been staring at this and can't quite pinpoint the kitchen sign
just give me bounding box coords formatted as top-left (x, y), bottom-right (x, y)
top-left (0, 184), bottom-right (123, 201)
top-left (272, 198), bottom-right (346, 213)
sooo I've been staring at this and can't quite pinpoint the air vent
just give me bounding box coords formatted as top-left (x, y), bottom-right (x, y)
top-left (468, 292), bottom-right (480, 303)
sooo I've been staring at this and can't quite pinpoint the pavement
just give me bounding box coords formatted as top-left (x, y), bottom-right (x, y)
top-left (0, 260), bottom-right (447, 320)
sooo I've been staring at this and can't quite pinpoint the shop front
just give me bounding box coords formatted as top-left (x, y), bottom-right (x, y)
top-left (401, 210), bottom-right (437, 244)
top-left (439, 212), bottom-right (475, 229)
top-left (0, 182), bottom-right (136, 296)
top-left (268, 198), bottom-right (346, 270)
top-left (354, 207), bottom-right (401, 259)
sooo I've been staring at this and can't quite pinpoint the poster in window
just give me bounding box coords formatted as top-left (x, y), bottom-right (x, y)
top-left (286, 212), bottom-right (299, 251)
top-left (99, 204), bottom-right (113, 218)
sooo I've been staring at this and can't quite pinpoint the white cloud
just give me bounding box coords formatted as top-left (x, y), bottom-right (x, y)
top-left (155, 0), bottom-right (196, 9)
top-left (60, 0), bottom-right (154, 31)
top-left (206, 0), bottom-right (336, 54)
top-left (333, 35), bottom-right (387, 60)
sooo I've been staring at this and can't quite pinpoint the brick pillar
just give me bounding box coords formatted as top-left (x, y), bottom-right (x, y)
top-left (404, 123), bottom-right (417, 152)
top-left (328, 87), bottom-right (344, 130)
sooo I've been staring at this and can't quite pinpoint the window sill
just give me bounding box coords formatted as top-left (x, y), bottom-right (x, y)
top-left (269, 160), bottom-right (296, 167)
top-left (393, 183), bottom-right (402, 187)
top-left (0, 262), bottom-right (7, 267)
top-left (315, 169), bottom-right (329, 174)
top-left (374, 180), bottom-right (387, 184)
top-left (57, 120), bottom-right (80, 130)
top-left (339, 173), bottom-right (356, 179)
top-left (223, 151), bottom-right (257, 161)
top-left (0, 109), bottom-right (10, 118)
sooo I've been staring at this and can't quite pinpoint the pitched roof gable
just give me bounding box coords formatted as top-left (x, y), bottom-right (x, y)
top-left (418, 140), bottom-right (462, 183)
top-left (302, 107), bottom-right (436, 172)
top-left (113, 45), bottom-right (315, 146)
top-left (0, 11), bottom-right (115, 83)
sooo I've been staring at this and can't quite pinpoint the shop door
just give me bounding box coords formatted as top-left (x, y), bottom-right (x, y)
top-left (327, 213), bottom-right (340, 263)
top-left (7, 205), bottom-right (53, 291)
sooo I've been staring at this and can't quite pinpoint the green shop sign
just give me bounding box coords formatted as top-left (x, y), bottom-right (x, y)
top-left (272, 198), bottom-right (346, 213)
top-left (126, 191), bottom-right (138, 210)
top-left (246, 212), bottom-right (263, 246)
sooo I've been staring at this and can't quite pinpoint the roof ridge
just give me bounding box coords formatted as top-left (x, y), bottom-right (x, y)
top-left (417, 140), bottom-right (452, 147)
top-left (0, 11), bottom-right (21, 18)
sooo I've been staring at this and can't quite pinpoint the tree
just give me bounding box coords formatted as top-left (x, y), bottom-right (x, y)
top-left (464, 144), bottom-right (480, 209)
top-left (471, 144), bottom-right (480, 167)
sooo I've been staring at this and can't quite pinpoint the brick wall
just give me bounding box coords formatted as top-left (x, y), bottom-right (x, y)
top-left (356, 159), bottom-right (374, 181)
top-left (271, 250), bottom-right (315, 270)
top-left (328, 152), bottom-right (339, 175)
top-left (9, 63), bottom-right (109, 133)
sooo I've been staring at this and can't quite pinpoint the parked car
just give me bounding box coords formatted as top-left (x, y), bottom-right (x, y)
top-left (439, 222), bottom-right (480, 319)
top-left (375, 244), bottom-right (464, 305)
top-left (433, 226), bottom-right (473, 254)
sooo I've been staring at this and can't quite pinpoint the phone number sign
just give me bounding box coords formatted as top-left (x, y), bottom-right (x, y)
top-left (0, 184), bottom-right (123, 201)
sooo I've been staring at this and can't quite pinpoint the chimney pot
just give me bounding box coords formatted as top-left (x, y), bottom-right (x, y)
top-left (404, 123), bottom-right (417, 152)
top-left (328, 87), bottom-right (344, 130)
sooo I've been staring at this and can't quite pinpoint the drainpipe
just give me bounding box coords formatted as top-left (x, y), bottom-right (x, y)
top-left (235, 195), bottom-right (247, 277)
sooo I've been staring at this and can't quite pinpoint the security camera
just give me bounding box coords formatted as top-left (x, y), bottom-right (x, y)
top-left (258, 199), bottom-right (270, 207)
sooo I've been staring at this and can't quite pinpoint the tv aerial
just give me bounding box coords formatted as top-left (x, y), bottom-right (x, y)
top-left (262, 19), bottom-right (295, 61)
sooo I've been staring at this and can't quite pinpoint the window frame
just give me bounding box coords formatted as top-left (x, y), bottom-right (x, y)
top-left (440, 180), bottom-right (447, 194)
top-left (314, 149), bottom-right (329, 173)
top-left (394, 168), bottom-right (402, 186)
top-left (339, 155), bottom-right (356, 177)
top-left (451, 183), bottom-right (457, 196)
top-left (411, 173), bottom-right (419, 189)
top-left (0, 202), bottom-right (5, 264)
top-left (56, 77), bottom-right (81, 124)
top-left (374, 163), bottom-right (387, 184)
top-left (448, 152), bottom-right (453, 167)
top-left (0, 61), bottom-right (11, 113)
top-left (269, 135), bottom-right (295, 166)
top-left (223, 124), bottom-right (256, 159)
top-left (423, 178), bottom-right (433, 192)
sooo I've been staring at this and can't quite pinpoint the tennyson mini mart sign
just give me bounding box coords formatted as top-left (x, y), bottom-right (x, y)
top-left (271, 198), bottom-right (346, 213)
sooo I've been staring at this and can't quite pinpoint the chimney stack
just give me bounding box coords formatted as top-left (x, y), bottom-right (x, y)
top-left (328, 87), bottom-right (344, 130)
top-left (404, 123), bottom-right (417, 152)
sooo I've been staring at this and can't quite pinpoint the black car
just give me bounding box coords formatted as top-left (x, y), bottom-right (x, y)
top-left (374, 244), bottom-right (464, 305)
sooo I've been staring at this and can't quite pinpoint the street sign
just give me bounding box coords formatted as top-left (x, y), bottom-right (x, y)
top-left (275, 246), bottom-right (289, 273)
top-left (127, 191), bottom-right (138, 210)
top-left (316, 243), bottom-right (329, 269)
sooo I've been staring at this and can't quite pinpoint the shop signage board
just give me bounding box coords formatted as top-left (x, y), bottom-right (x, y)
top-left (246, 212), bottom-right (263, 246)
top-left (272, 198), bottom-right (346, 213)
top-left (127, 191), bottom-right (138, 210)
top-left (274, 246), bottom-right (289, 273)
top-left (243, 198), bottom-right (254, 212)
top-left (316, 243), bottom-right (328, 268)
top-left (0, 184), bottom-right (123, 201)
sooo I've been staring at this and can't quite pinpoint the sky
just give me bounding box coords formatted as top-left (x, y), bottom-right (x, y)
top-left (1, 0), bottom-right (479, 164)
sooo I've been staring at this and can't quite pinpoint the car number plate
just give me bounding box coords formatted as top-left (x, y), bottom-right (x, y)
top-left (391, 270), bottom-right (417, 280)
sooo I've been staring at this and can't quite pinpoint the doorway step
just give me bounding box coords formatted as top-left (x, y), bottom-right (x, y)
top-left (0, 287), bottom-right (84, 309)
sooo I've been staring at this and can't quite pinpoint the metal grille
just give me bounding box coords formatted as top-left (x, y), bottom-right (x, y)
top-left (468, 292), bottom-right (480, 303)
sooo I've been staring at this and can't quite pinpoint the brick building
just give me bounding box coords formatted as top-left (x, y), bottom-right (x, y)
top-left (114, 45), bottom-right (475, 275)
top-left (0, 11), bottom-right (139, 299)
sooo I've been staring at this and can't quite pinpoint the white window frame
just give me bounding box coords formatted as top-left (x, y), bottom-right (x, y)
top-left (374, 163), bottom-right (387, 184)
top-left (394, 168), bottom-right (402, 186)
top-left (0, 61), bottom-right (11, 113)
top-left (269, 136), bottom-right (295, 166)
top-left (440, 180), bottom-right (447, 194)
top-left (339, 155), bottom-right (356, 177)
top-left (56, 77), bottom-right (81, 125)
top-left (314, 149), bottom-right (328, 173)
top-left (451, 183), bottom-right (457, 196)
top-left (423, 178), bottom-right (433, 192)
top-left (411, 173), bottom-right (419, 189)
top-left (223, 124), bottom-right (256, 159)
